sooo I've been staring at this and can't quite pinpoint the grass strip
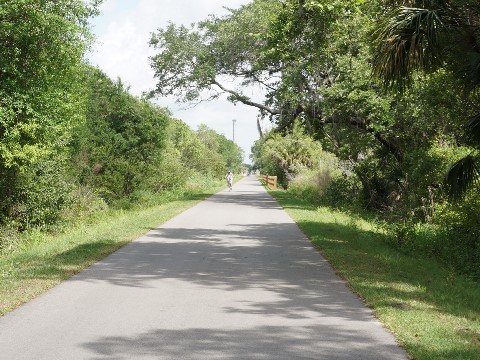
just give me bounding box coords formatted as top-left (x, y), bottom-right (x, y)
top-left (0, 188), bottom-right (221, 316)
top-left (269, 189), bottom-right (480, 360)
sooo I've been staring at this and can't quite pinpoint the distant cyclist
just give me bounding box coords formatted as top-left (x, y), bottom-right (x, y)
top-left (225, 170), bottom-right (233, 191)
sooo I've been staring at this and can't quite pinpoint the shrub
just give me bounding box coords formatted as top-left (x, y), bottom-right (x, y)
top-left (322, 172), bottom-right (362, 209)
top-left (0, 226), bottom-right (21, 254)
top-left (385, 188), bottom-right (480, 281)
top-left (288, 168), bottom-right (333, 204)
top-left (433, 191), bottom-right (480, 280)
top-left (7, 158), bottom-right (73, 230)
top-left (145, 148), bottom-right (188, 192)
top-left (61, 186), bottom-right (108, 223)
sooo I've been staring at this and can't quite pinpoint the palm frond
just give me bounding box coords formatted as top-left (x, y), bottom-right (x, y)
top-left (465, 112), bottom-right (480, 145)
top-left (459, 49), bottom-right (480, 92)
top-left (445, 153), bottom-right (480, 199)
top-left (372, 6), bottom-right (445, 90)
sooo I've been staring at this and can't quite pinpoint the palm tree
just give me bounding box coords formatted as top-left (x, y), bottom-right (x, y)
top-left (372, 0), bottom-right (480, 198)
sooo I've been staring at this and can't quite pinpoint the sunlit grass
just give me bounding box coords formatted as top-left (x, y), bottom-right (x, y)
top-left (270, 189), bottom-right (480, 360)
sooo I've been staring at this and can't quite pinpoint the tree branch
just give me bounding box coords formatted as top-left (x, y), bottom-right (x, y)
top-left (319, 115), bottom-right (403, 162)
top-left (212, 79), bottom-right (280, 115)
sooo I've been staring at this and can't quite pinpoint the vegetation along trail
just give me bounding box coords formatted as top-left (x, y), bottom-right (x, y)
top-left (0, 176), bottom-right (408, 359)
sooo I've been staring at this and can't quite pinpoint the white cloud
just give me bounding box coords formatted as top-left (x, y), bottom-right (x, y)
top-left (88, 0), bottom-right (262, 162)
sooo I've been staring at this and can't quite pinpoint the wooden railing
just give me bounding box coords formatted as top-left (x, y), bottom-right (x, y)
top-left (260, 175), bottom-right (277, 189)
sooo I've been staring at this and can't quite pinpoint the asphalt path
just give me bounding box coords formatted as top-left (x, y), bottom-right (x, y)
top-left (0, 176), bottom-right (409, 359)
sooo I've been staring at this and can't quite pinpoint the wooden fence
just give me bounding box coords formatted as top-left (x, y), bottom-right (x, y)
top-left (260, 175), bottom-right (277, 189)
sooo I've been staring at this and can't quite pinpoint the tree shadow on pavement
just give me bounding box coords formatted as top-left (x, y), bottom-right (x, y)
top-left (70, 220), bottom-right (408, 360)
top-left (82, 325), bottom-right (404, 360)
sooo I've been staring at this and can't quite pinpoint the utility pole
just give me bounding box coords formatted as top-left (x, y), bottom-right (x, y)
top-left (232, 119), bottom-right (237, 143)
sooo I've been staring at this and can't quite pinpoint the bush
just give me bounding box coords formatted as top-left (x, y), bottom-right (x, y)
top-left (322, 172), bottom-right (362, 209)
top-left (433, 191), bottom-right (480, 280)
top-left (61, 186), bottom-right (108, 223)
top-left (145, 149), bottom-right (188, 192)
top-left (385, 221), bottom-right (438, 255)
top-left (184, 173), bottom-right (224, 193)
top-left (385, 189), bottom-right (480, 281)
top-left (7, 158), bottom-right (73, 230)
top-left (286, 159), bottom-right (363, 210)
top-left (0, 226), bottom-right (21, 254)
top-left (288, 168), bottom-right (333, 204)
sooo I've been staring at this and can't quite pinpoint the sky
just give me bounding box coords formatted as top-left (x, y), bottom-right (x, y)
top-left (87, 0), bottom-right (268, 163)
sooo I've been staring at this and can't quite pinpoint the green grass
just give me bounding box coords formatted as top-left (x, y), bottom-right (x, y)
top-left (0, 187), bottom-right (222, 316)
top-left (270, 189), bottom-right (480, 360)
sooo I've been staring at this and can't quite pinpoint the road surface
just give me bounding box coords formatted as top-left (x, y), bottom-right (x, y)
top-left (0, 176), bottom-right (408, 359)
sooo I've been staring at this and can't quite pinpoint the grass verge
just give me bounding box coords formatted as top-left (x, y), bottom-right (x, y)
top-left (270, 189), bottom-right (480, 360)
top-left (0, 185), bottom-right (222, 317)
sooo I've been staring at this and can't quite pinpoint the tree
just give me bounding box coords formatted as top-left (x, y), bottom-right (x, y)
top-left (372, 0), bottom-right (480, 198)
top-left (0, 0), bottom-right (100, 226)
top-left (150, 0), bottom-right (413, 205)
top-left (168, 120), bottom-right (225, 177)
top-left (149, 0), bottom-right (479, 211)
top-left (195, 124), bottom-right (244, 173)
top-left (148, 0), bottom-right (406, 163)
top-left (0, 0), bottom-right (99, 167)
top-left (73, 68), bottom-right (169, 201)
top-left (149, 0), bottom-right (280, 110)
top-left (251, 122), bottom-right (324, 184)
top-left (196, 124), bottom-right (220, 153)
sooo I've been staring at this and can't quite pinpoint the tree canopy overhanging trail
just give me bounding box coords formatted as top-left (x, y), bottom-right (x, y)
top-left (148, 0), bottom-right (404, 163)
top-left (148, 0), bottom-right (480, 283)
top-left (148, 0), bottom-right (480, 197)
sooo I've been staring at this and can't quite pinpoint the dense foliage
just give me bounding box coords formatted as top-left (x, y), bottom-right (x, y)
top-left (72, 69), bottom-right (168, 202)
top-left (0, 0), bottom-right (98, 229)
top-left (149, 0), bottom-right (479, 280)
top-left (197, 124), bottom-right (244, 174)
top-left (0, 1), bottom-right (240, 249)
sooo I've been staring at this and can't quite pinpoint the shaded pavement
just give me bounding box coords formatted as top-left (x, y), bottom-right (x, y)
top-left (0, 176), bottom-right (409, 359)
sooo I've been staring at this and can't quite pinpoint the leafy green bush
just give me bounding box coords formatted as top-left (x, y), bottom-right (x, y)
top-left (145, 148), bottom-right (188, 192)
top-left (288, 170), bottom-right (322, 203)
top-left (251, 123), bottom-right (327, 186)
top-left (434, 191), bottom-right (480, 280)
top-left (197, 124), bottom-right (244, 173)
top-left (322, 172), bottom-right (363, 209)
top-left (184, 173), bottom-right (225, 193)
top-left (0, 0), bottom-right (96, 228)
top-left (168, 120), bottom-right (225, 178)
top-left (286, 154), bottom-right (364, 211)
top-left (72, 69), bottom-right (170, 203)
top-left (61, 186), bottom-right (108, 223)
top-left (0, 226), bottom-right (21, 254)
top-left (385, 221), bottom-right (438, 255)
top-left (7, 158), bottom-right (73, 230)
top-left (288, 168), bottom-right (334, 203)
top-left (385, 189), bottom-right (480, 281)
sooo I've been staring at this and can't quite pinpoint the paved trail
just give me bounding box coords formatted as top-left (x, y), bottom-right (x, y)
top-left (0, 176), bottom-right (408, 359)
